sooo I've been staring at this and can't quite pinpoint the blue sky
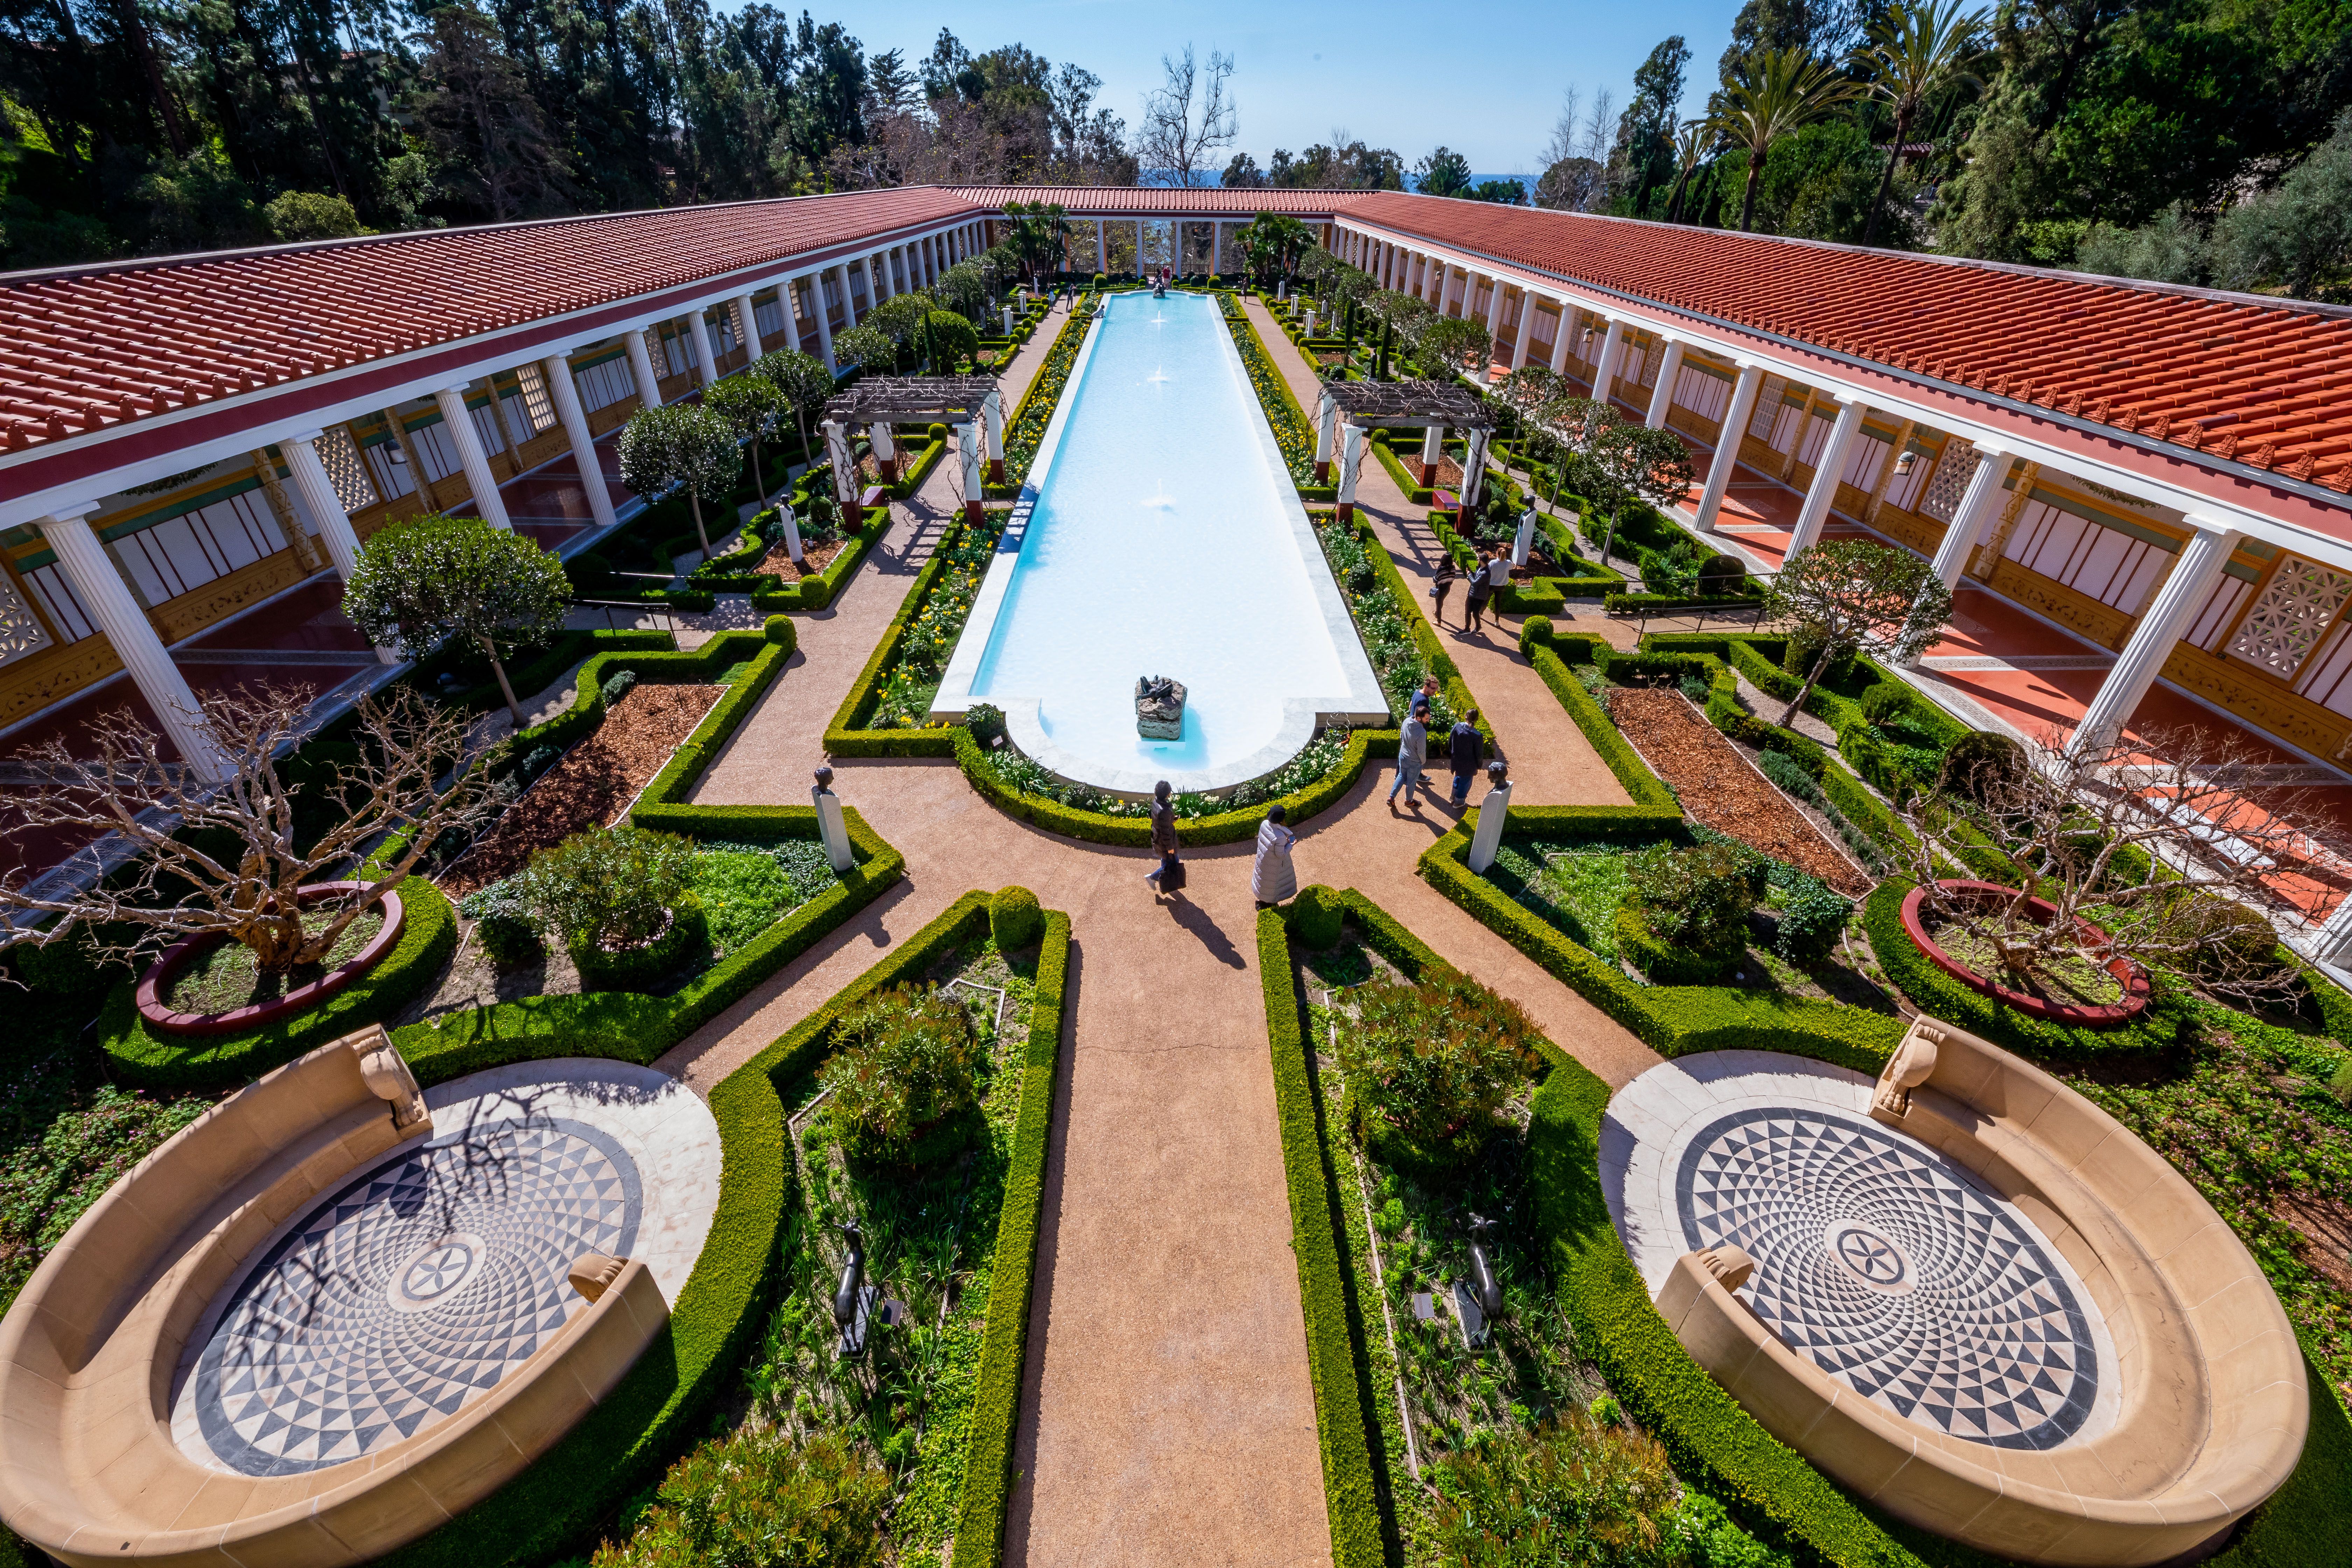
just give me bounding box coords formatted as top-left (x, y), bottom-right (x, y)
top-left (806, 0), bottom-right (1748, 173)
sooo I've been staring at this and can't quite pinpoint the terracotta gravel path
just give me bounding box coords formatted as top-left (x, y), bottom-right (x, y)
top-left (656, 298), bottom-right (1659, 1568)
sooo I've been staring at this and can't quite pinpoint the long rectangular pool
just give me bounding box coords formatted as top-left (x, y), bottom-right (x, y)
top-left (931, 292), bottom-right (1387, 796)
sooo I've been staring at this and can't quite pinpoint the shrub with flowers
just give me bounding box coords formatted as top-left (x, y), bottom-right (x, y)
top-left (868, 526), bottom-right (1001, 728)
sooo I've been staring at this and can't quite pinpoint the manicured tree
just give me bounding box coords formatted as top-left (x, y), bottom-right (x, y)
top-left (1712, 48), bottom-right (1861, 232)
top-left (344, 511), bottom-right (571, 724)
top-left (0, 684), bottom-right (503, 976)
top-left (924, 309), bottom-right (979, 371)
top-left (1764, 538), bottom-right (1952, 726)
top-left (618, 399), bottom-right (742, 558)
top-left (1860, 0), bottom-right (1988, 245)
top-left (757, 348), bottom-right (835, 463)
top-left (862, 292), bottom-right (933, 369)
top-left (936, 260), bottom-right (990, 323)
top-left (1413, 313), bottom-right (1491, 381)
top-left (1494, 365), bottom-right (1564, 504)
top-left (831, 321), bottom-right (894, 378)
top-left (702, 373), bottom-right (788, 511)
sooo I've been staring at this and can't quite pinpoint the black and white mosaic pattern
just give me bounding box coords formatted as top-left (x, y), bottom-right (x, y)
top-left (1675, 1106), bottom-right (2098, 1450)
top-left (190, 1117), bottom-right (641, 1476)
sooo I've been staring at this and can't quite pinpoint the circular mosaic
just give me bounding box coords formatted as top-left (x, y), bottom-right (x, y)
top-left (191, 1118), bottom-right (640, 1476)
top-left (1675, 1106), bottom-right (2098, 1450)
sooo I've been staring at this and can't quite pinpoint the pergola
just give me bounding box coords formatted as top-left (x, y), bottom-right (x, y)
top-left (1312, 380), bottom-right (1496, 522)
top-left (821, 375), bottom-right (1006, 520)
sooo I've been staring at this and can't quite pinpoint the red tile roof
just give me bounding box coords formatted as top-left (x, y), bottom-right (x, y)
top-left (951, 186), bottom-right (1379, 214)
top-left (1347, 192), bottom-right (2352, 498)
top-left (0, 186), bottom-right (980, 456)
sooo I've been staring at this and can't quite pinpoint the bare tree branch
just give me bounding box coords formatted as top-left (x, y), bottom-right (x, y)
top-left (1134, 45), bottom-right (1237, 187)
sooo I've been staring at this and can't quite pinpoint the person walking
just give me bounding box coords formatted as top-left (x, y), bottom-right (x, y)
top-left (1430, 553), bottom-right (1458, 627)
top-left (1447, 708), bottom-right (1484, 808)
top-left (1145, 780), bottom-right (1184, 894)
top-left (1252, 804), bottom-right (1298, 908)
top-left (1464, 545), bottom-right (1494, 634)
top-left (1388, 707), bottom-right (1428, 811)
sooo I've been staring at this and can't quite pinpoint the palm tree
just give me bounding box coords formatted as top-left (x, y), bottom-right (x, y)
top-left (1860, 0), bottom-right (1989, 245)
top-left (1712, 49), bottom-right (1863, 233)
top-left (1662, 119), bottom-right (1720, 224)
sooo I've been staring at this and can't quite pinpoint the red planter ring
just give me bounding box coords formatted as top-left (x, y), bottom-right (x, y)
top-left (1898, 880), bottom-right (2150, 1028)
top-left (136, 882), bottom-right (406, 1037)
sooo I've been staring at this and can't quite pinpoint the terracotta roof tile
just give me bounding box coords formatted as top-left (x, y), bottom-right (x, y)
top-left (0, 186), bottom-right (979, 454)
top-left (1346, 191), bottom-right (2352, 494)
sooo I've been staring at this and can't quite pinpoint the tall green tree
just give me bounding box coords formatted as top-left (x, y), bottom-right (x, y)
top-left (1712, 47), bottom-right (1862, 230)
top-left (343, 513), bottom-right (572, 724)
top-left (1612, 36), bottom-right (1692, 215)
top-left (1414, 146), bottom-right (1474, 197)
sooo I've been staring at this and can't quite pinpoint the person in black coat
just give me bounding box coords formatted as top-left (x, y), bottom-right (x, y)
top-left (1430, 555), bottom-right (1458, 627)
top-left (1447, 708), bottom-right (1485, 807)
top-left (1145, 780), bottom-right (1183, 895)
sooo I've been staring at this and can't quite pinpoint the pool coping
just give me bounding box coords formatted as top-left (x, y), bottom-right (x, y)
top-left (931, 289), bottom-right (1388, 799)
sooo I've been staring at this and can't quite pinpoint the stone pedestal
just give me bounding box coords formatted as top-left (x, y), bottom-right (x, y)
top-left (1467, 782), bottom-right (1511, 874)
top-left (812, 785), bottom-right (853, 872)
top-left (1136, 676), bottom-right (1186, 740)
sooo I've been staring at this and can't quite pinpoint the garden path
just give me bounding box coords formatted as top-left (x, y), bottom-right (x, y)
top-left (652, 293), bottom-right (1660, 1568)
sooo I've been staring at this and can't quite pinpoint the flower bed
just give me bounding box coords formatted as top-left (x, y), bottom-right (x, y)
top-left (139, 881), bottom-right (405, 1036)
top-left (1899, 879), bottom-right (2151, 1026)
top-left (823, 514), bottom-right (1006, 758)
top-left (441, 681), bottom-right (723, 897)
top-left (1313, 510), bottom-right (1487, 747)
top-left (999, 298), bottom-right (1093, 488)
top-left (1218, 293), bottom-right (1316, 485)
top-left (1605, 687), bottom-right (1872, 896)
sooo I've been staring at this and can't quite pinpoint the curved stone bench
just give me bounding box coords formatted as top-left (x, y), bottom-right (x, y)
top-left (0, 1028), bottom-right (668, 1568)
top-left (1651, 1017), bottom-right (2307, 1567)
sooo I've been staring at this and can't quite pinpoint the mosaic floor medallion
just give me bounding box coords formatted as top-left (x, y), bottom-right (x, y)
top-left (189, 1117), bottom-right (641, 1476)
top-left (1674, 1105), bottom-right (2098, 1450)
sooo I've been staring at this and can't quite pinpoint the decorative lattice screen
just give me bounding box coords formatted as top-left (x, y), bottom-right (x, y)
top-left (1916, 445), bottom-right (1979, 524)
top-left (0, 573), bottom-right (55, 670)
top-left (2228, 556), bottom-right (2352, 680)
top-left (315, 428), bottom-right (380, 513)
top-left (516, 364), bottom-right (556, 433)
top-left (1748, 376), bottom-right (1787, 439)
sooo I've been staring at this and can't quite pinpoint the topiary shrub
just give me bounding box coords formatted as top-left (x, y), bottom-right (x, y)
top-left (764, 614), bottom-right (797, 652)
top-left (1339, 965), bottom-right (1543, 1174)
top-left (1696, 552), bottom-right (1746, 595)
top-left (820, 982), bottom-right (984, 1163)
top-left (1776, 880), bottom-right (1854, 967)
top-left (600, 668), bottom-right (637, 706)
top-left (1519, 615), bottom-right (1554, 656)
top-left (1857, 679), bottom-right (1918, 728)
top-left (1938, 729), bottom-right (2028, 806)
top-left (989, 884), bottom-right (1043, 951)
top-left (926, 421), bottom-right (950, 444)
top-left (1619, 841), bottom-right (1758, 981)
top-left (1290, 885), bottom-right (1345, 950)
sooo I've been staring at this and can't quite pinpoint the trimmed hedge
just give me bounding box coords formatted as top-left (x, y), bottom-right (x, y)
top-left (1258, 904), bottom-right (1384, 1568)
top-left (690, 504), bottom-right (890, 611)
top-left (1218, 293), bottom-right (1316, 486)
top-left (822, 514), bottom-right (996, 759)
top-left (999, 301), bottom-right (1093, 487)
top-left (951, 906), bottom-right (1073, 1568)
top-left (386, 888), bottom-right (1015, 1568)
top-left (410, 628), bottom-right (671, 718)
top-left (1315, 506), bottom-right (1494, 755)
top-left (951, 725), bottom-right (1390, 847)
top-left (100, 876), bottom-right (461, 1089)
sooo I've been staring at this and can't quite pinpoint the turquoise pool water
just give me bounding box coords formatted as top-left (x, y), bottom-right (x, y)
top-left (933, 292), bottom-right (1385, 795)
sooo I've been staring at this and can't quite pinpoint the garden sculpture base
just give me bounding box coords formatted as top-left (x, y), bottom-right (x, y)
top-left (1135, 675), bottom-right (1185, 740)
top-left (0, 1031), bottom-right (723, 1568)
top-left (1608, 1021), bottom-right (2305, 1567)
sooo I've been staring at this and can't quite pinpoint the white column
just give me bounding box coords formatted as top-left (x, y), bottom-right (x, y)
top-left (822, 419), bottom-right (858, 509)
top-left (1461, 428), bottom-right (1491, 512)
top-left (1645, 340), bottom-right (1686, 429)
top-left (1420, 425), bottom-right (1444, 486)
top-left (1695, 364), bottom-right (1766, 533)
top-left (812, 280), bottom-right (836, 373)
top-left (957, 419), bottom-right (984, 520)
top-left (1337, 424), bottom-right (1367, 522)
top-left (1591, 318), bottom-right (1629, 404)
top-left (434, 385), bottom-right (512, 530)
top-left (626, 329), bottom-right (664, 408)
top-left (685, 309), bottom-right (718, 390)
top-left (1931, 448), bottom-right (2016, 587)
top-left (982, 389), bottom-right (1006, 484)
top-left (869, 252), bottom-right (891, 302)
top-left (782, 277), bottom-right (808, 353)
top-left (1313, 390), bottom-right (1339, 483)
top-left (1509, 295), bottom-right (1537, 372)
top-left (869, 422), bottom-right (897, 482)
top-left (1097, 224), bottom-right (1108, 274)
top-left (41, 507), bottom-right (227, 782)
top-left (282, 432), bottom-right (364, 580)
top-left (1482, 281), bottom-right (1506, 383)
top-left (541, 353), bottom-right (620, 533)
top-left (1550, 301), bottom-right (1576, 374)
top-left (1787, 398), bottom-right (1867, 557)
top-left (2072, 520), bottom-right (2241, 756)
top-left (831, 262), bottom-right (854, 326)
top-left (733, 293), bottom-right (762, 362)
top-left (1136, 220), bottom-right (1146, 273)
top-left (1212, 220), bottom-right (1223, 275)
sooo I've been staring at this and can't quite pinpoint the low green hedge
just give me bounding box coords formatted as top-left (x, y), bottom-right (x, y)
top-left (1258, 903), bottom-right (1384, 1568)
top-left (951, 725), bottom-right (1393, 847)
top-left (410, 628), bottom-right (671, 717)
top-left (1219, 293), bottom-right (1316, 486)
top-left (821, 514), bottom-right (990, 759)
top-left (951, 906), bottom-right (1073, 1568)
top-left (690, 505), bottom-right (890, 611)
top-left (101, 876), bottom-right (460, 1090)
top-left (1316, 507), bottom-right (1493, 754)
top-left (1001, 300), bottom-right (1093, 486)
top-left (387, 888), bottom-right (1011, 1568)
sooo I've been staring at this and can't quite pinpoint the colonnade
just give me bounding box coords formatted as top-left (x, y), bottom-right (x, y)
top-left (26, 215), bottom-right (994, 782)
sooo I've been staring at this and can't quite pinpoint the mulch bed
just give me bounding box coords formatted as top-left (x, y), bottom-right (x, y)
top-left (441, 682), bottom-right (721, 897)
top-left (1606, 687), bottom-right (1874, 896)
top-left (751, 538), bottom-right (846, 581)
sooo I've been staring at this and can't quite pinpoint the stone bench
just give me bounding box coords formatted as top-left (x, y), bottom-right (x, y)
top-left (0, 1029), bottom-right (667, 1568)
top-left (1653, 1015), bottom-right (2307, 1567)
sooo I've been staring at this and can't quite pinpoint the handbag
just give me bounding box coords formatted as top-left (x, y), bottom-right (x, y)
top-left (1159, 853), bottom-right (1187, 892)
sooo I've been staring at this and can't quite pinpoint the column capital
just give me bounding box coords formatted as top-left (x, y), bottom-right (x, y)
top-left (40, 502), bottom-right (101, 525)
top-left (2183, 514), bottom-right (2245, 543)
top-left (285, 427), bottom-right (326, 445)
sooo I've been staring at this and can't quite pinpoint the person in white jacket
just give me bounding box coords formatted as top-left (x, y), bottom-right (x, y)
top-left (1252, 804), bottom-right (1297, 907)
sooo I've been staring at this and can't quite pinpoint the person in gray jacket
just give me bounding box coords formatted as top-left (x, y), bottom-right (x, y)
top-left (1388, 709), bottom-right (1428, 811)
